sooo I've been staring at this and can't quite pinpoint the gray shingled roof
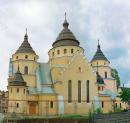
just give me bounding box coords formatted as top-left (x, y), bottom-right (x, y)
top-left (91, 44), bottom-right (109, 62)
top-left (15, 33), bottom-right (36, 54)
top-left (52, 19), bottom-right (80, 48)
top-left (9, 68), bottom-right (27, 86)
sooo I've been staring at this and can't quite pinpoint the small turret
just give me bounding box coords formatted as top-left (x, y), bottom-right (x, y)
top-left (15, 29), bottom-right (36, 54)
top-left (9, 64), bottom-right (27, 86)
top-left (91, 40), bottom-right (109, 62)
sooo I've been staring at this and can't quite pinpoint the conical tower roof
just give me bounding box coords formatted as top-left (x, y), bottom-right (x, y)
top-left (15, 30), bottom-right (36, 54)
top-left (52, 13), bottom-right (80, 48)
top-left (91, 40), bottom-right (109, 62)
top-left (9, 66), bottom-right (27, 86)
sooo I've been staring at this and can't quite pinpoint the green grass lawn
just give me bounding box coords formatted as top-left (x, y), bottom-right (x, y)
top-left (57, 114), bottom-right (88, 120)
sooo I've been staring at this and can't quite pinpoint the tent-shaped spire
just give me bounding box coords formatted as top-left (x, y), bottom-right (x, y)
top-left (9, 63), bottom-right (27, 86)
top-left (15, 29), bottom-right (36, 54)
top-left (91, 40), bottom-right (109, 62)
top-left (52, 13), bottom-right (80, 48)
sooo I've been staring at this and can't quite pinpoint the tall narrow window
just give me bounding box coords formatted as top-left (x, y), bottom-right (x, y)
top-left (71, 49), bottom-right (74, 54)
top-left (120, 103), bottom-right (122, 108)
top-left (16, 103), bottom-right (19, 108)
top-left (68, 80), bottom-right (72, 103)
top-left (64, 49), bottom-right (67, 54)
top-left (16, 56), bottom-right (18, 59)
top-left (24, 66), bottom-right (28, 74)
top-left (87, 80), bottom-right (90, 103)
top-left (105, 72), bottom-right (107, 78)
top-left (78, 80), bottom-right (81, 103)
top-left (101, 101), bottom-right (104, 108)
top-left (50, 101), bottom-right (53, 108)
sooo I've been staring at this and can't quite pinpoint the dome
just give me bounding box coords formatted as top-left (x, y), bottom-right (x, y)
top-left (52, 16), bottom-right (80, 48)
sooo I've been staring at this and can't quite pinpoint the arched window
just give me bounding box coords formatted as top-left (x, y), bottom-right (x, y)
top-left (71, 49), bottom-right (74, 54)
top-left (24, 66), bottom-right (28, 74)
top-left (16, 56), bottom-right (18, 59)
top-left (57, 50), bottom-right (60, 55)
top-left (64, 49), bottom-right (67, 54)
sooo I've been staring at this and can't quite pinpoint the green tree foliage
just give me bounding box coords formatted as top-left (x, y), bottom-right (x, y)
top-left (118, 88), bottom-right (130, 103)
top-left (111, 68), bottom-right (120, 87)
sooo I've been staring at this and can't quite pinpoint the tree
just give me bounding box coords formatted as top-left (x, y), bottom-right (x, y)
top-left (111, 68), bottom-right (121, 88)
top-left (118, 88), bottom-right (130, 103)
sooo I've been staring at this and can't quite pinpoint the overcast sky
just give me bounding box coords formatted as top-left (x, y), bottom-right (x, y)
top-left (0, 0), bottom-right (130, 90)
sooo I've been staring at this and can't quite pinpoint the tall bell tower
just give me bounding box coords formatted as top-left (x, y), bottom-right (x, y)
top-left (9, 29), bottom-right (39, 87)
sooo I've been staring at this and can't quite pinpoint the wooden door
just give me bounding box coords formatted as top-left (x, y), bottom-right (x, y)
top-left (29, 102), bottom-right (37, 115)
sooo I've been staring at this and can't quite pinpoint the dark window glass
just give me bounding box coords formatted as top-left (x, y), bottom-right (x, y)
top-left (87, 80), bottom-right (90, 103)
top-left (16, 103), bottom-right (19, 108)
top-left (64, 49), bottom-right (67, 54)
top-left (68, 80), bottom-right (72, 103)
top-left (34, 57), bottom-right (35, 61)
top-left (78, 80), bottom-right (81, 103)
top-left (120, 103), bottom-right (121, 108)
top-left (105, 72), bottom-right (107, 78)
top-left (24, 66), bottom-right (28, 74)
top-left (50, 101), bottom-right (53, 108)
top-left (24, 89), bottom-right (25, 94)
top-left (25, 55), bottom-right (28, 59)
top-left (16, 56), bottom-right (18, 59)
top-left (71, 49), bottom-right (74, 54)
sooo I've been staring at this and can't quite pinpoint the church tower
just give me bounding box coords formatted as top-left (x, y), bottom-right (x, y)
top-left (48, 13), bottom-right (84, 66)
top-left (91, 40), bottom-right (117, 93)
top-left (48, 14), bottom-right (84, 82)
top-left (10, 30), bottom-right (39, 87)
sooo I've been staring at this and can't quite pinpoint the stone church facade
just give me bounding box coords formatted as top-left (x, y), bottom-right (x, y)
top-left (7, 16), bottom-right (125, 115)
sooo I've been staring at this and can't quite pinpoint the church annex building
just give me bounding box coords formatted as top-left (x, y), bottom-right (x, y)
top-left (7, 16), bottom-right (125, 115)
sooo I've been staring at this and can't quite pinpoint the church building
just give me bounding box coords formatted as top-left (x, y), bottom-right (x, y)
top-left (7, 15), bottom-right (125, 115)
